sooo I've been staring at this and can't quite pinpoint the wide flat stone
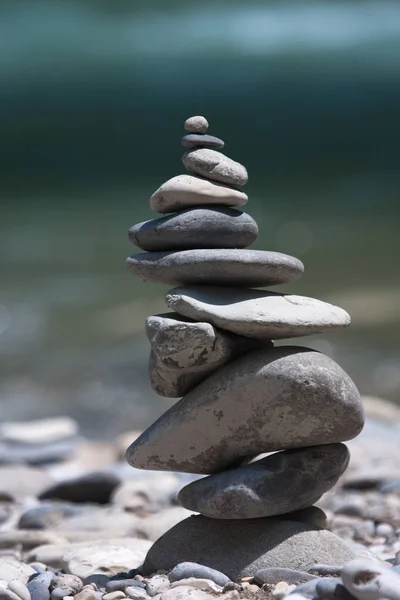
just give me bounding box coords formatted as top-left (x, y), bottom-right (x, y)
top-left (181, 134), bottom-right (224, 149)
top-left (129, 207), bottom-right (258, 252)
top-left (165, 286), bottom-right (351, 339)
top-left (126, 346), bottom-right (364, 474)
top-left (150, 175), bottom-right (248, 214)
top-left (182, 148), bottom-right (248, 187)
top-left (178, 444), bottom-right (349, 518)
top-left (146, 313), bottom-right (266, 397)
top-left (142, 515), bottom-right (357, 581)
top-left (127, 250), bottom-right (304, 287)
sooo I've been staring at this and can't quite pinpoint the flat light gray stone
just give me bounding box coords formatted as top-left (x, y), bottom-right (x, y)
top-left (165, 286), bottom-right (351, 339)
top-left (146, 313), bottom-right (266, 397)
top-left (142, 515), bottom-right (357, 581)
top-left (127, 250), bottom-right (304, 287)
top-left (129, 207), bottom-right (258, 252)
top-left (178, 444), bottom-right (349, 518)
top-left (150, 175), bottom-right (248, 214)
top-left (184, 116), bottom-right (208, 134)
top-left (182, 148), bottom-right (248, 187)
top-left (126, 346), bottom-right (364, 474)
top-left (182, 134), bottom-right (224, 149)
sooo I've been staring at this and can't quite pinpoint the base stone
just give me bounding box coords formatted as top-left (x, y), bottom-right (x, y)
top-left (142, 514), bottom-right (357, 581)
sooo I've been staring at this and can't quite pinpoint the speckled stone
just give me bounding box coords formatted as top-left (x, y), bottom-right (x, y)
top-left (129, 207), bottom-right (258, 252)
top-left (184, 116), bottom-right (208, 134)
top-left (142, 515), bottom-right (357, 581)
top-left (127, 249), bottom-right (304, 288)
top-left (182, 149), bottom-right (248, 187)
top-left (181, 134), bottom-right (224, 150)
top-left (150, 175), bottom-right (248, 214)
top-left (178, 444), bottom-right (349, 518)
top-left (165, 286), bottom-right (351, 340)
top-left (126, 346), bottom-right (364, 474)
top-left (146, 313), bottom-right (266, 398)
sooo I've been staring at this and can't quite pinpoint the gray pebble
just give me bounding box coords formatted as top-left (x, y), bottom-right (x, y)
top-left (127, 249), bottom-right (304, 288)
top-left (181, 134), bottom-right (224, 149)
top-left (168, 562), bottom-right (230, 587)
top-left (19, 504), bottom-right (84, 530)
top-left (165, 286), bottom-right (351, 340)
top-left (376, 523), bottom-right (394, 538)
top-left (51, 576), bottom-right (82, 594)
top-left (103, 592), bottom-right (125, 600)
top-left (125, 588), bottom-right (149, 600)
top-left (128, 347), bottom-right (363, 475)
top-left (286, 507), bottom-right (328, 529)
top-left (74, 588), bottom-right (97, 600)
top-left (27, 573), bottom-right (54, 600)
top-left (106, 581), bottom-right (144, 593)
top-left (254, 568), bottom-right (317, 586)
top-left (7, 582), bottom-right (30, 600)
top-left (182, 148), bottom-right (248, 187)
top-left (315, 578), bottom-right (354, 599)
top-left (341, 558), bottom-right (400, 599)
top-left (82, 576), bottom-right (109, 590)
top-left (50, 588), bottom-right (74, 600)
top-left (145, 575), bottom-right (169, 597)
top-left (129, 207), bottom-right (258, 252)
top-left (184, 116), bottom-right (208, 134)
top-left (290, 579), bottom-right (321, 597)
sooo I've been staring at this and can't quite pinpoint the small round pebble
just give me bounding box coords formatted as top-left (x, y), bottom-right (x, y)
top-left (124, 588), bottom-right (149, 600)
top-left (184, 116), bottom-right (208, 134)
top-left (168, 563), bottom-right (230, 587)
top-left (181, 134), bottom-right (224, 150)
top-left (106, 580), bottom-right (145, 593)
top-left (83, 576), bottom-right (109, 590)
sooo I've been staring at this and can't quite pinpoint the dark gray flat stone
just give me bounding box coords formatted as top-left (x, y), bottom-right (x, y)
top-left (129, 207), bottom-right (258, 252)
top-left (254, 567), bottom-right (317, 586)
top-left (127, 249), bottom-right (304, 287)
top-left (142, 515), bottom-right (357, 581)
top-left (178, 444), bottom-right (349, 518)
top-left (146, 313), bottom-right (266, 398)
top-left (165, 286), bottom-right (350, 339)
top-left (183, 148), bottom-right (248, 187)
top-left (38, 471), bottom-right (121, 505)
top-left (181, 134), bottom-right (224, 149)
top-left (126, 346), bottom-right (364, 474)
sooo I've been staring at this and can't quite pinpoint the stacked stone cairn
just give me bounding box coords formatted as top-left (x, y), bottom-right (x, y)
top-left (125, 116), bottom-right (365, 577)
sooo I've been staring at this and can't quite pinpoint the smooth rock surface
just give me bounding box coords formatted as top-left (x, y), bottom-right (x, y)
top-left (0, 560), bottom-right (35, 584)
top-left (165, 286), bottom-right (351, 340)
top-left (181, 134), bottom-right (224, 149)
top-left (146, 313), bottom-right (265, 397)
top-left (150, 175), bottom-right (248, 213)
top-left (61, 540), bottom-right (152, 578)
top-left (18, 504), bottom-right (85, 530)
top-left (0, 418), bottom-right (78, 445)
top-left (38, 472), bottom-right (120, 505)
top-left (127, 346), bottom-right (364, 474)
top-left (182, 149), bottom-right (248, 187)
top-left (0, 532), bottom-right (68, 550)
top-left (168, 563), bottom-right (230, 587)
top-left (184, 116), bottom-right (208, 134)
top-left (127, 250), bottom-right (304, 287)
top-left (129, 207), bottom-right (258, 252)
top-left (142, 515), bottom-right (357, 581)
top-left (341, 558), bottom-right (400, 599)
top-left (254, 568), bottom-right (317, 586)
top-left (178, 444), bottom-right (349, 518)
top-left (27, 572), bottom-right (54, 600)
top-left (0, 467), bottom-right (54, 500)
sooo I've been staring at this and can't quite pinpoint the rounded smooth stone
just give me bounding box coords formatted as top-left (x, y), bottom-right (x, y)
top-left (341, 558), bottom-right (400, 599)
top-left (27, 572), bottom-right (54, 600)
top-left (165, 286), bottom-right (351, 340)
top-left (168, 563), bottom-right (230, 587)
top-left (182, 148), bottom-right (248, 187)
top-left (127, 249), bottom-right (304, 287)
top-left (126, 346), bottom-right (364, 474)
top-left (184, 116), bottom-right (208, 134)
top-left (38, 472), bottom-right (120, 505)
top-left (315, 578), bottom-right (354, 599)
top-left (142, 515), bottom-right (357, 582)
top-left (8, 582), bottom-right (31, 600)
top-left (181, 134), bottom-right (224, 149)
top-left (129, 207), bottom-right (258, 252)
top-left (150, 175), bottom-right (248, 214)
top-left (19, 504), bottom-right (84, 530)
top-left (178, 444), bottom-right (349, 519)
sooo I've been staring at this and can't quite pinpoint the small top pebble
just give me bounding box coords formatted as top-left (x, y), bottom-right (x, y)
top-left (184, 116), bottom-right (209, 134)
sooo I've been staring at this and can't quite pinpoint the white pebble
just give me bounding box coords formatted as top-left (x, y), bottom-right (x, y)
top-left (184, 116), bottom-right (209, 134)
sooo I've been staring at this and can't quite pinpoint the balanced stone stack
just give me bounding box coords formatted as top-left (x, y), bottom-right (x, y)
top-left (125, 116), bottom-right (365, 578)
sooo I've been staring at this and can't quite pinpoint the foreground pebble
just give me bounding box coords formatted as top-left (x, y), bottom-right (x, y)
top-left (182, 148), bottom-right (248, 187)
top-left (341, 558), bottom-right (400, 599)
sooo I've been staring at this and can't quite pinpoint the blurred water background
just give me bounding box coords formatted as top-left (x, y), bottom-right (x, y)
top-left (0, 0), bottom-right (398, 438)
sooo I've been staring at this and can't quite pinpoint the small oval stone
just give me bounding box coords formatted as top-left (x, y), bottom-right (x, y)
top-left (102, 592), bottom-right (125, 600)
top-left (183, 148), bottom-right (248, 187)
top-left (127, 249), bottom-right (304, 288)
top-left (254, 568), bottom-right (316, 586)
top-left (150, 175), bottom-right (248, 214)
top-left (129, 207), bottom-right (258, 252)
top-left (184, 116), bottom-right (208, 134)
top-left (168, 563), bottom-right (230, 587)
top-left (178, 444), bottom-right (349, 519)
top-left (181, 134), bottom-right (224, 149)
top-left (315, 578), bottom-right (354, 599)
